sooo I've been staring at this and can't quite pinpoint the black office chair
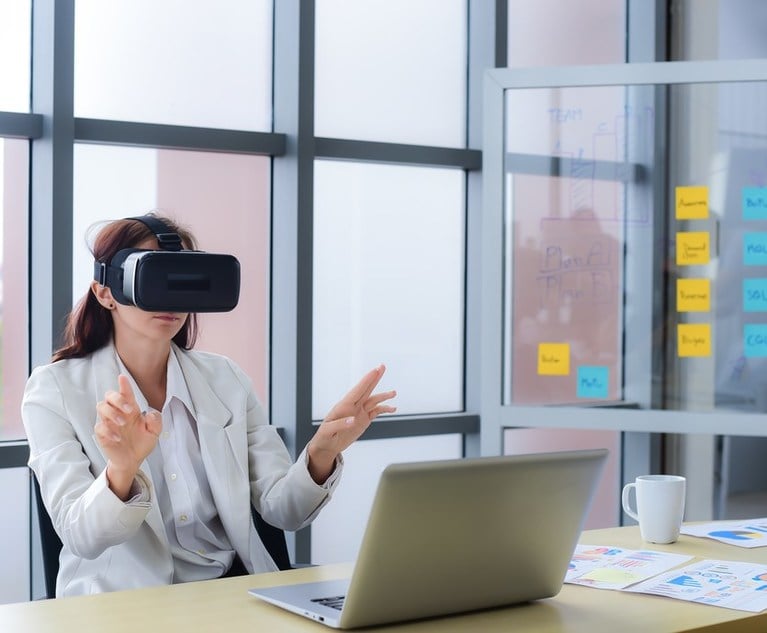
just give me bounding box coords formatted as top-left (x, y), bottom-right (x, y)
top-left (31, 471), bottom-right (295, 599)
top-left (31, 472), bottom-right (63, 600)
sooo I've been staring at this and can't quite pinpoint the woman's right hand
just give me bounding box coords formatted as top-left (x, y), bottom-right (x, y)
top-left (94, 375), bottom-right (162, 500)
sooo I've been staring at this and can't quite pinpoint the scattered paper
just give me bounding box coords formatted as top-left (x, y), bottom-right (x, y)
top-left (627, 559), bottom-right (767, 613)
top-left (681, 520), bottom-right (767, 548)
top-left (566, 544), bottom-right (693, 590)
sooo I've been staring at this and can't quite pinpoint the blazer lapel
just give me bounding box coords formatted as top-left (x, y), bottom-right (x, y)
top-left (174, 348), bottom-right (252, 559)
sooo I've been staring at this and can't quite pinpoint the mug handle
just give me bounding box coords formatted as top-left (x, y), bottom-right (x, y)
top-left (621, 483), bottom-right (639, 521)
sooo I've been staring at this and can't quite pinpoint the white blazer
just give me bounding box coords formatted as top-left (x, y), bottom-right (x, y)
top-left (22, 343), bottom-right (341, 596)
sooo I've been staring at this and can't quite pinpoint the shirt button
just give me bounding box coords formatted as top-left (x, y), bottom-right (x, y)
top-left (162, 432), bottom-right (170, 439)
top-left (179, 514), bottom-right (188, 522)
top-left (170, 473), bottom-right (177, 481)
top-left (197, 549), bottom-right (206, 556)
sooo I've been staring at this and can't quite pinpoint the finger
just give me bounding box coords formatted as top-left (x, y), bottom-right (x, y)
top-left (364, 389), bottom-right (397, 411)
top-left (95, 419), bottom-right (122, 443)
top-left (348, 364), bottom-right (386, 405)
top-left (144, 411), bottom-right (163, 437)
top-left (97, 399), bottom-right (127, 427)
top-left (117, 375), bottom-right (140, 412)
top-left (319, 415), bottom-right (362, 437)
top-left (367, 404), bottom-right (397, 421)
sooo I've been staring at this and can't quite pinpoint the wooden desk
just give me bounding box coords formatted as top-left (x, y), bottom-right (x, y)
top-left (2, 525), bottom-right (766, 632)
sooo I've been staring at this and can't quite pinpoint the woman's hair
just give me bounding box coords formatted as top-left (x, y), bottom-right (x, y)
top-left (52, 213), bottom-right (200, 362)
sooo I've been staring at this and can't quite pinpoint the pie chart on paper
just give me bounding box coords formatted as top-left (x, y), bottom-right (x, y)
top-left (709, 529), bottom-right (767, 541)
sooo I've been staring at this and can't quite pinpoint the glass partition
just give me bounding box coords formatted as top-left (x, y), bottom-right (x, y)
top-left (483, 60), bottom-right (767, 440)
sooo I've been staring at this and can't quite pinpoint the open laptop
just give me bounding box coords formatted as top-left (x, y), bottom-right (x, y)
top-left (249, 448), bottom-right (608, 629)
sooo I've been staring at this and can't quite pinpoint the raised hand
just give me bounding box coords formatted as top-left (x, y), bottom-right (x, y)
top-left (94, 375), bottom-right (162, 499)
top-left (307, 364), bottom-right (397, 484)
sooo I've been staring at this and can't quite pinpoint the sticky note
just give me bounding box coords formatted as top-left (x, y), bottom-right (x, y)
top-left (676, 232), bottom-right (710, 266)
top-left (677, 278), bottom-right (710, 312)
top-left (675, 186), bottom-right (708, 220)
top-left (677, 323), bottom-right (711, 357)
top-left (577, 366), bottom-right (609, 399)
top-left (744, 233), bottom-right (767, 266)
top-left (537, 343), bottom-right (570, 376)
top-left (743, 188), bottom-right (767, 221)
top-left (744, 279), bottom-right (767, 312)
top-left (744, 324), bottom-right (767, 357)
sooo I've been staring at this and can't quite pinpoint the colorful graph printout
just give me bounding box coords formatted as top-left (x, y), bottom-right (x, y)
top-left (565, 544), bottom-right (693, 590)
top-left (676, 186), bottom-right (709, 220)
top-left (627, 560), bottom-right (767, 612)
top-left (682, 520), bottom-right (767, 548)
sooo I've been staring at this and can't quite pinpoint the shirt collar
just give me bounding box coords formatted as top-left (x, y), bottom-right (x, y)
top-left (113, 347), bottom-right (196, 417)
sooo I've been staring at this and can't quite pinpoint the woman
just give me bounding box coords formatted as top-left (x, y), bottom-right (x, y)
top-left (22, 214), bottom-right (396, 597)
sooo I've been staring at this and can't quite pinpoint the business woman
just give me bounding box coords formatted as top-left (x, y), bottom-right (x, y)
top-left (22, 214), bottom-right (396, 597)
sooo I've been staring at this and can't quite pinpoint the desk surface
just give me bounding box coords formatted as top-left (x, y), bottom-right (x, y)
top-left (2, 525), bottom-right (767, 633)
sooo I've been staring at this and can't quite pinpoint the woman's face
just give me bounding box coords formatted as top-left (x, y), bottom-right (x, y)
top-left (94, 237), bottom-right (189, 346)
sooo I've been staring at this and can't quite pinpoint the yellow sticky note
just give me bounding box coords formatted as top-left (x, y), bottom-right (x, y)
top-left (537, 343), bottom-right (570, 375)
top-left (676, 232), bottom-right (710, 265)
top-left (676, 186), bottom-right (709, 220)
top-left (678, 323), bottom-right (711, 357)
top-left (677, 278), bottom-right (711, 312)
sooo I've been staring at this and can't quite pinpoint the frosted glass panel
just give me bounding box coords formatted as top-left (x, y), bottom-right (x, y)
top-left (0, 468), bottom-right (29, 604)
top-left (73, 144), bottom-right (270, 403)
top-left (508, 0), bottom-right (626, 67)
top-left (315, 0), bottom-right (467, 146)
top-left (0, 0), bottom-right (30, 112)
top-left (311, 435), bottom-right (462, 564)
top-left (503, 428), bottom-right (621, 529)
top-left (313, 160), bottom-right (464, 418)
top-left (74, 0), bottom-right (272, 130)
top-left (0, 139), bottom-right (29, 441)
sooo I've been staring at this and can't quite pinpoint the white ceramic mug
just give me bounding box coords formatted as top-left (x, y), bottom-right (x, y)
top-left (621, 475), bottom-right (686, 544)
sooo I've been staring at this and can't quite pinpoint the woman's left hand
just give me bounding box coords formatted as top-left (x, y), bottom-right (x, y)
top-left (307, 364), bottom-right (396, 484)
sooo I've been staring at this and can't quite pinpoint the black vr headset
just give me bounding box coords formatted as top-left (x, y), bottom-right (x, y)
top-left (94, 215), bottom-right (241, 313)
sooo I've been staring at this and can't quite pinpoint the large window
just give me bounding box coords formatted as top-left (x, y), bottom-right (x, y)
top-left (73, 145), bottom-right (271, 401)
top-left (312, 160), bottom-right (465, 418)
top-left (0, 139), bottom-right (29, 442)
top-left (0, 0), bottom-right (31, 113)
top-left (74, 0), bottom-right (273, 131)
top-left (314, 0), bottom-right (467, 146)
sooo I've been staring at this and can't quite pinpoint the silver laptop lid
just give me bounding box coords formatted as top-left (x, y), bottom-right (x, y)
top-left (340, 448), bottom-right (608, 628)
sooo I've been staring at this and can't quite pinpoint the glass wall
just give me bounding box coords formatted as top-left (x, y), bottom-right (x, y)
top-left (0, 139), bottom-right (29, 442)
top-left (74, 0), bottom-right (273, 130)
top-left (0, 0), bottom-right (31, 112)
top-left (502, 0), bottom-right (627, 528)
top-left (73, 145), bottom-right (271, 401)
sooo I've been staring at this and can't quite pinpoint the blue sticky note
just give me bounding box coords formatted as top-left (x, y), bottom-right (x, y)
top-left (744, 324), bottom-right (767, 357)
top-left (744, 233), bottom-right (767, 266)
top-left (744, 188), bottom-right (767, 221)
top-left (577, 366), bottom-right (609, 399)
top-left (744, 279), bottom-right (767, 312)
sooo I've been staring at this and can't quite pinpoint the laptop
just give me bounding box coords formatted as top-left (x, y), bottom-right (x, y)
top-left (249, 448), bottom-right (608, 629)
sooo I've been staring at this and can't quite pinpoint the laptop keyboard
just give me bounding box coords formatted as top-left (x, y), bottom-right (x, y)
top-left (311, 595), bottom-right (346, 611)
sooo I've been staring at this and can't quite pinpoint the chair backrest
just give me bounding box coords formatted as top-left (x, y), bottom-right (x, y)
top-left (251, 507), bottom-right (293, 571)
top-left (30, 472), bottom-right (63, 600)
top-left (31, 469), bottom-right (293, 598)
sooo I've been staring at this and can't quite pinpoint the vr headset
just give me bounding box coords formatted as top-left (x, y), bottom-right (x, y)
top-left (94, 215), bottom-right (241, 313)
